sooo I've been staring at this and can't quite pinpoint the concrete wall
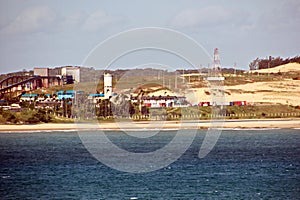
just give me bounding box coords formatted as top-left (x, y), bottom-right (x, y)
top-left (34, 68), bottom-right (49, 76)
top-left (33, 68), bottom-right (49, 87)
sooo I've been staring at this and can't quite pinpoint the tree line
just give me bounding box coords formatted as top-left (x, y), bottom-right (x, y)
top-left (249, 56), bottom-right (300, 70)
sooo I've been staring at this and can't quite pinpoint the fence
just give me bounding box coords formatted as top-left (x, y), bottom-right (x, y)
top-left (126, 112), bottom-right (300, 121)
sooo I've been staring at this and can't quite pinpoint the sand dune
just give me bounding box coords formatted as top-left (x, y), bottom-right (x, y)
top-left (187, 80), bottom-right (300, 106)
top-left (248, 63), bottom-right (300, 74)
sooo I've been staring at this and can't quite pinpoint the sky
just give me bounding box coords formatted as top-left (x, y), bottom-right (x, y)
top-left (0, 0), bottom-right (299, 73)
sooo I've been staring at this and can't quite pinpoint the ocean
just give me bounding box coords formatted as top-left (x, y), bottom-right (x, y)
top-left (1, 129), bottom-right (299, 199)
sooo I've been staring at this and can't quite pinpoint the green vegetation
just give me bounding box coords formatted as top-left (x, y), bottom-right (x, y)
top-left (1, 103), bottom-right (300, 124)
top-left (224, 104), bottom-right (300, 119)
top-left (0, 108), bottom-right (52, 124)
top-left (111, 104), bottom-right (300, 121)
top-left (224, 73), bottom-right (284, 86)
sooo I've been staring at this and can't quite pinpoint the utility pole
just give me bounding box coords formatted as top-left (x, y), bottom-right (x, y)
top-left (162, 71), bottom-right (165, 87)
top-left (199, 64), bottom-right (202, 81)
top-left (234, 62), bottom-right (237, 77)
top-left (268, 56), bottom-right (271, 77)
top-left (175, 72), bottom-right (178, 89)
top-left (268, 62), bottom-right (270, 77)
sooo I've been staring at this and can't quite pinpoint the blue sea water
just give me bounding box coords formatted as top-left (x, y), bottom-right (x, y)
top-left (0, 129), bottom-right (300, 199)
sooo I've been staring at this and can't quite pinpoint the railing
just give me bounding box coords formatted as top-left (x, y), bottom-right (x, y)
top-left (109, 112), bottom-right (300, 120)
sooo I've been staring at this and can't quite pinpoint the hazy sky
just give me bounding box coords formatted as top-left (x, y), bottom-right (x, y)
top-left (0, 0), bottom-right (299, 73)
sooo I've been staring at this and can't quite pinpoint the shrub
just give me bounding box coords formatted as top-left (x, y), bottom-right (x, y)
top-left (17, 109), bottom-right (53, 124)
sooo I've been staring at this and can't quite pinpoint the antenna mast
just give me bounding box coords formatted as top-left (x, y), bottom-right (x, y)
top-left (213, 48), bottom-right (221, 77)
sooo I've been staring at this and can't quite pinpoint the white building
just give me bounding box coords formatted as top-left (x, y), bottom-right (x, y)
top-left (131, 96), bottom-right (187, 108)
top-left (104, 73), bottom-right (113, 99)
top-left (61, 67), bottom-right (81, 83)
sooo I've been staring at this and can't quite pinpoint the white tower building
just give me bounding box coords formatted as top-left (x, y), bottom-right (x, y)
top-left (104, 73), bottom-right (112, 99)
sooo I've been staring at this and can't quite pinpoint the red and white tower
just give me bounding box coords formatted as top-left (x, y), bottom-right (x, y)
top-left (213, 48), bottom-right (221, 76)
top-left (207, 48), bottom-right (224, 81)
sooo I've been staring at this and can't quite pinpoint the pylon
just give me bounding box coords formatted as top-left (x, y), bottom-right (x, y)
top-left (213, 48), bottom-right (221, 76)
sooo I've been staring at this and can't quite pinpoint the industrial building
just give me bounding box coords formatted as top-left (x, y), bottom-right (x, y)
top-left (61, 67), bottom-right (81, 83)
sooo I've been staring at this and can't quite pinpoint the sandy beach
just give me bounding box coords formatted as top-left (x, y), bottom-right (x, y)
top-left (0, 119), bottom-right (300, 132)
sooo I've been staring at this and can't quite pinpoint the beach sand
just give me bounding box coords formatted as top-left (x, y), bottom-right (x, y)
top-left (0, 119), bottom-right (300, 132)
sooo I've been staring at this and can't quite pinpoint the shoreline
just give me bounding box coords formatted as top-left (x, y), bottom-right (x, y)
top-left (1, 118), bottom-right (300, 132)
